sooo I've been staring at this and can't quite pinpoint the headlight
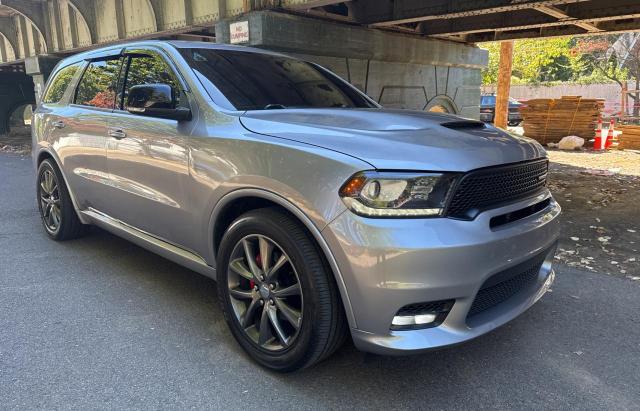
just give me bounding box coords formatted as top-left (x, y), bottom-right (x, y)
top-left (339, 171), bottom-right (458, 217)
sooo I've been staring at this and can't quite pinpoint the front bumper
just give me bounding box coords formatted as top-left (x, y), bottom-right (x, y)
top-left (322, 191), bottom-right (560, 355)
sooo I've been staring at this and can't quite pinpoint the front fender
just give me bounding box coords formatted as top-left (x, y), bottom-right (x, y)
top-left (207, 187), bottom-right (358, 329)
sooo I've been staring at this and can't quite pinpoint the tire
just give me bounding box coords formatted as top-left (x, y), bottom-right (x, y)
top-left (508, 120), bottom-right (521, 127)
top-left (36, 159), bottom-right (87, 241)
top-left (217, 207), bottom-right (347, 372)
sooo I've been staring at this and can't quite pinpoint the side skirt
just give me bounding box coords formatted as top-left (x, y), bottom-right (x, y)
top-left (81, 208), bottom-right (217, 280)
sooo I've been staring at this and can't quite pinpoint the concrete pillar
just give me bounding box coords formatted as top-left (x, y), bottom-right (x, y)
top-left (25, 21), bottom-right (37, 57)
top-left (48, 0), bottom-right (62, 51)
top-left (58, 0), bottom-right (75, 49)
top-left (115, 0), bottom-right (127, 39)
top-left (0, 40), bottom-right (6, 63)
top-left (69, 6), bottom-right (80, 48)
top-left (25, 55), bottom-right (61, 104)
top-left (13, 16), bottom-right (27, 59)
top-left (216, 11), bottom-right (488, 118)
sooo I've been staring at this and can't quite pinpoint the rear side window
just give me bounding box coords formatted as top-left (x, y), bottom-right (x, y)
top-left (42, 62), bottom-right (82, 104)
top-left (75, 58), bottom-right (122, 109)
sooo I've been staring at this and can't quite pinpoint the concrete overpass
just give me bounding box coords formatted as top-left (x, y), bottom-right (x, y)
top-left (1, 0), bottom-right (639, 136)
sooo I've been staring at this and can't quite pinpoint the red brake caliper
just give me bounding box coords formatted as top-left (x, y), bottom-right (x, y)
top-left (250, 254), bottom-right (262, 289)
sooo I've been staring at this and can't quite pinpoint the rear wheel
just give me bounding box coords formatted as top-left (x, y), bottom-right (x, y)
top-left (37, 159), bottom-right (86, 240)
top-left (217, 208), bottom-right (347, 371)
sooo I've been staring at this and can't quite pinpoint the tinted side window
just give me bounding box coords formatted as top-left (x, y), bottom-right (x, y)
top-left (74, 58), bottom-right (121, 109)
top-left (43, 62), bottom-right (82, 104)
top-left (122, 54), bottom-right (180, 108)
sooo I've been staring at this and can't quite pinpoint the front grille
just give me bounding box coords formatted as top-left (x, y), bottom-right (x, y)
top-left (467, 252), bottom-right (547, 319)
top-left (446, 159), bottom-right (548, 219)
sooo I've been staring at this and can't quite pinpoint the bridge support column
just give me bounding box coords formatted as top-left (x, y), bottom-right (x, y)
top-left (216, 11), bottom-right (488, 118)
top-left (25, 55), bottom-right (60, 103)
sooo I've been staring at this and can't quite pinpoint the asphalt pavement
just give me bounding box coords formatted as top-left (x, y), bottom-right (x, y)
top-left (1, 153), bottom-right (639, 410)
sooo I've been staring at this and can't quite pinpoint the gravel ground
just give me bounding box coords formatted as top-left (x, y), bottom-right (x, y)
top-left (548, 149), bottom-right (640, 176)
top-left (0, 130), bottom-right (31, 155)
top-left (546, 149), bottom-right (640, 279)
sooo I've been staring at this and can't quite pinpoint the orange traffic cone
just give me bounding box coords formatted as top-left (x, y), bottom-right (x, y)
top-left (594, 118), bottom-right (603, 149)
top-left (605, 118), bottom-right (615, 149)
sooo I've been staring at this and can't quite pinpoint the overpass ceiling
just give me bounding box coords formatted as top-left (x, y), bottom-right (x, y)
top-left (283, 0), bottom-right (640, 42)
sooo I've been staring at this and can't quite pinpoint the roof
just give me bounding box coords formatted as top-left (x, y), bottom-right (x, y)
top-left (55, 40), bottom-right (288, 67)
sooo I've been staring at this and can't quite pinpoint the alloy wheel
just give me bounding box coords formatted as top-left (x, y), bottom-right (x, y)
top-left (39, 169), bottom-right (62, 233)
top-left (226, 234), bottom-right (303, 351)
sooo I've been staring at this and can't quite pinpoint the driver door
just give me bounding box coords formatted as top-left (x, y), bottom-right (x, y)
top-left (103, 47), bottom-right (193, 247)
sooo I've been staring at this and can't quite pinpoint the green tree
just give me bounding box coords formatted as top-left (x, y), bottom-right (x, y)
top-left (481, 37), bottom-right (579, 85)
top-left (574, 35), bottom-right (638, 116)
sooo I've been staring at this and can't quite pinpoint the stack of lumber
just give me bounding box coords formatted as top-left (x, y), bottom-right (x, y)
top-left (618, 124), bottom-right (640, 150)
top-left (520, 96), bottom-right (604, 144)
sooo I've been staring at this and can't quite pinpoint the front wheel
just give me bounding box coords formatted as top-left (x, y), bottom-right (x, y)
top-left (217, 208), bottom-right (347, 371)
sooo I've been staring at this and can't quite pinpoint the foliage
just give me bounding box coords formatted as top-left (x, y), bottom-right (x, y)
top-left (574, 34), bottom-right (640, 115)
top-left (481, 37), bottom-right (580, 85)
top-left (480, 36), bottom-right (636, 86)
top-left (43, 63), bottom-right (81, 104)
top-left (75, 59), bottom-right (121, 108)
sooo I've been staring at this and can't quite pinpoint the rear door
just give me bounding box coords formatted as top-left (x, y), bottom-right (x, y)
top-left (103, 47), bottom-right (193, 246)
top-left (57, 55), bottom-right (124, 209)
top-left (34, 60), bottom-right (84, 155)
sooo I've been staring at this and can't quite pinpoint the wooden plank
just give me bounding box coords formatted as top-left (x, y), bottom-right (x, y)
top-left (520, 96), bottom-right (604, 144)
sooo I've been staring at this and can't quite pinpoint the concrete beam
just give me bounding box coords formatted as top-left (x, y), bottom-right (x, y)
top-left (465, 18), bottom-right (640, 42)
top-left (350, 0), bottom-right (591, 26)
top-left (282, 0), bottom-right (347, 10)
top-left (418, 0), bottom-right (640, 37)
top-left (216, 11), bottom-right (488, 68)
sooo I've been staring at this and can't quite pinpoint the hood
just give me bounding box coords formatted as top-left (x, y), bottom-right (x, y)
top-left (239, 108), bottom-right (546, 171)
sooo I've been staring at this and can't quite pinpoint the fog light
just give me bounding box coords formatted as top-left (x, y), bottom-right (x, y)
top-left (390, 299), bottom-right (454, 331)
top-left (392, 313), bottom-right (437, 327)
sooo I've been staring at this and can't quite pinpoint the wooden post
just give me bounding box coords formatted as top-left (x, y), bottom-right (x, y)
top-left (494, 41), bottom-right (514, 129)
top-left (621, 81), bottom-right (627, 118)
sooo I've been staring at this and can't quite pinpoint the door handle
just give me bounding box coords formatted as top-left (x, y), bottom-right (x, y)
top-left (52, 120), bottom-right (65, 129)
top-left (108, 128), bottom-right (126, 139)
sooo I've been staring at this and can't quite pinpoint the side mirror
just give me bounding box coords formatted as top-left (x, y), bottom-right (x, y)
top-left (126, 84), bottom-right (191, 121)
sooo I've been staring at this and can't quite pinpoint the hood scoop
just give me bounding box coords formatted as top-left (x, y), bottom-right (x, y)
top-left (440, 120), bottom-right (487, 130)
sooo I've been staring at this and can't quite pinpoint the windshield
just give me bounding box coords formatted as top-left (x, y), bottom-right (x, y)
top-left (178, 48), bottom-right (377, 111)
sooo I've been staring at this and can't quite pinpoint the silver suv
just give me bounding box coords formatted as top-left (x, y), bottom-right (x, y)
top-left (32, 41), bottom-right (560, 371)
